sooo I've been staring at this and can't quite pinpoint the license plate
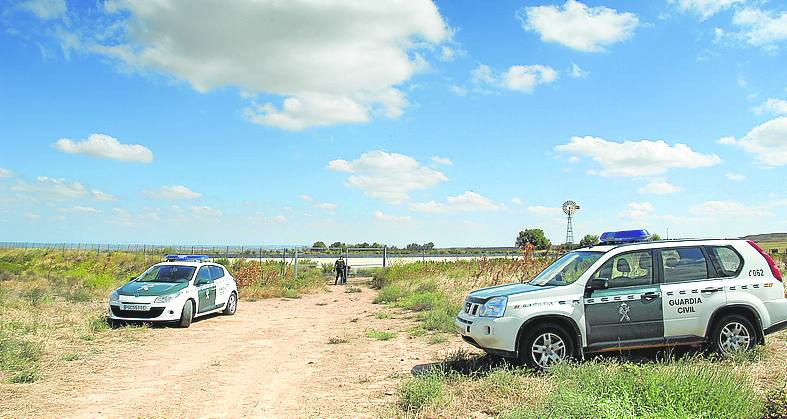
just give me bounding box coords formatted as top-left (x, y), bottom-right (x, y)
top-left (122, 304), bottom-right (150, 311)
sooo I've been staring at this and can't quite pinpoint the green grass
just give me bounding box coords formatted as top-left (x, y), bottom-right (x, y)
top-left (365, 330), bottom-right (397, 341)
top-left (398, 370), bottom-right (446, 413)
top-left (375, 311), bottom-right (392, 319)
top-left (0, 331), bottom-right (40, 383)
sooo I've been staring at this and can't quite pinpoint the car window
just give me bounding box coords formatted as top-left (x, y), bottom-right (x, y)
top-left (195, 266), bottom-right (212, 283)
top-left (592, 251), bottom-right (653, 288)
top-left (209, 266), bottom-right (225, 279)
top-left (706, 246), bottom-right (742, 277)
top-left (661, 247), bottom-right (709, 283)
top-left (137, 265), bottom-right (195, 283)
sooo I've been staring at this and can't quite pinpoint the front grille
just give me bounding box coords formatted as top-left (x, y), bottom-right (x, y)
top-left (464, 301), bottom-right (481, 316)
top-left (110, 306), bottom-right (165, 319)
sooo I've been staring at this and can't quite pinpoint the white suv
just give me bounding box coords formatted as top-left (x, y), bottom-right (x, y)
top-left (456, 230), bottom-right (787, 369)
top-left (108, 255), bottom-right (238, 328)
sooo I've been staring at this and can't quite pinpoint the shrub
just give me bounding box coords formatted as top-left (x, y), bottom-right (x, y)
top-left (398, 371), bottom-right (446, 413)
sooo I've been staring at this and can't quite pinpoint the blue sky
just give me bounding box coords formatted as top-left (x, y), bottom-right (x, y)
top-left (1, 0), bottom-right (786, 246)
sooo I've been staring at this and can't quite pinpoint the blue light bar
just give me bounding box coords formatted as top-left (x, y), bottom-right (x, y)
top-left (165, 254), bottom-right (209, 262)
top-left (599, 229), bottom-right (652, 244)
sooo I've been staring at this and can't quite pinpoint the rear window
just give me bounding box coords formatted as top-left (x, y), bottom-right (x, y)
top-left (209, 266), bottom-right (225, 279)
top-left (706, 246), bottom-right (743, 277)
top-left (660, 247), bottom-right (710, 283)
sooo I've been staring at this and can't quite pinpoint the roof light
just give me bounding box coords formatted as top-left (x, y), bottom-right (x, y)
top-left (599, 229), bottom-right (652, 244)
top-left (165, 254), bottom-right (209, 262)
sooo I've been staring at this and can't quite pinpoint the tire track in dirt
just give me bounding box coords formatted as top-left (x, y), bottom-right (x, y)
top-left (1, 280), bottom-right (466, 418)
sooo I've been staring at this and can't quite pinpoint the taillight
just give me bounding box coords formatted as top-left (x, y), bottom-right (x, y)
top-left (747, 240), bottom-right (783, 282)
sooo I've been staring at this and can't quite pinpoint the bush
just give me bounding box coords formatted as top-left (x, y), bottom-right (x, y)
top-left (398, 371), bottom-right (446, 413)
top-left (373, 285), bottom-right (408, 304)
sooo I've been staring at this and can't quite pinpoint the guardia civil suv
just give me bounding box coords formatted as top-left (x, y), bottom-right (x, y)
top-left (456, 230), bottom-right (787, 369)
top-left (108, 255), bottom-right (238, 327)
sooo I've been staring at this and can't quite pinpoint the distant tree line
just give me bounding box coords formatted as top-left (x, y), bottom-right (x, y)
top-left (311, 241), bottom-right (435, 251)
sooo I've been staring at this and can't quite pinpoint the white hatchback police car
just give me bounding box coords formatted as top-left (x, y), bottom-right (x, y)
top-left (108, 255), bottom-right (238, 328)
top-left (456, 230), bottom-right (787, 369)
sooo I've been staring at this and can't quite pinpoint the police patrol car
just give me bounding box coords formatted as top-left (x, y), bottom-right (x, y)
top-left (456, 230), bottom-right (787, 369)
top-left (108, 255), bottom-right (238, 328)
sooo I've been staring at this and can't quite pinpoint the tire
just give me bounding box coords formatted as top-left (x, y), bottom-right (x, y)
top-left (178, 300), bottom-right (194, 328)
top-left (519, 323), bottom-right (575, 371)
top-left (223, 292), bottom-right (237, 315)
top-left (712, 314), bottom-right (756, 355)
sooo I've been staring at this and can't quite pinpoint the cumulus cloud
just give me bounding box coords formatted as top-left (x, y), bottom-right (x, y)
top-left (555, 136), bottom-right (721, 177)
top-left (10, 176), bottom-right (87, 200)
top-left (409, 191), bottom-right (503, 213)
top-left (619, 202), bottom-right (655, 219)
top-left (19, 0), bottom-right (66, 20)
top-left (670, 0), bottom-right (744, 20)
top-left (638, 181), bottom-right (683, 195)
top-left (374, 211), bottom-right (413, 222)
top-left (718, 117), bottom-right (787, 166)
top-left (328, 150), bottom-right (447, 204)
top-left (59, 206), bottom-right (100, 214)
top-left (527, 205), bottom-right (563, 216)
top-left (190, 205), bottom-right (222, 217)
top-left (690, 200), bottom-right (769, 217)
top-left (472, 64), bottom-right (558, 94)
top-left (568, 63), bottom-right (588, 79)
top-left (753, 98), bottom-right (787, 115)
top-left (511, 197), bottom-right (524, 206)
top-left (732, 7), bottom-right (787, 48)
top-left (144, 185), bottom-right (202, 200)
top-left (92, 189), bottom-right (117, 201)
top-left (54, 133), bottom-right (153, 163)
top-left (431, 156), bottom-right (453, 166)
top-left (517, 0), bottom-right (639, 52)
top-left (90, 0), bottom-right (449, 130)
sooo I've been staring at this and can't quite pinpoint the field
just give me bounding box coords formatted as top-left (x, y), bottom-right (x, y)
top-left (0, 249), bottom-right (324, 385)
top-left (369, 259), bottom-right (787, 417)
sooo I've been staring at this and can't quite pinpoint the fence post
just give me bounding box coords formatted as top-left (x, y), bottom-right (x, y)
top-left (383, 246), bottom-right (387, 271)
top-left (294, 247), bottom-right (299, 280)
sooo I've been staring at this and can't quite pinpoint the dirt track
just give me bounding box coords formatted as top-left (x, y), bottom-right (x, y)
top-left (1, 281), bottom-right (465, 418)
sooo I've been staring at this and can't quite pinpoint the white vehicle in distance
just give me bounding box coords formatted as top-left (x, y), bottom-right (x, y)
top-left (456, 230), bottom-right (787, 370)
top-left (108, 255), bottom-right (238, 328)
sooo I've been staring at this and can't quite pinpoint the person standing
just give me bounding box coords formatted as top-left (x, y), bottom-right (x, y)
top-left (334, 257), bottom-right (346, 285)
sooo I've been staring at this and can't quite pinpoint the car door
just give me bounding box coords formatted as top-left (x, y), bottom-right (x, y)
top-left (584, 249), bottom-right (665, 349)
top-left (659, 246), bottom-right (728, 342)
top-left (195, 266), bottom-right (216, 313)
top-left (209, 265), bottom-right (229, 306)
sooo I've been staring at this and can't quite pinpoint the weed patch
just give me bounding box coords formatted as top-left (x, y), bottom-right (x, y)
top-left (344, 286), bottom-right (362, 294)
top-left (0, 331), bottom-right (40, 383)
top-left (366, 330), bottom-right (397, 341)
top-left (398, 370), bottom-right (446, 413)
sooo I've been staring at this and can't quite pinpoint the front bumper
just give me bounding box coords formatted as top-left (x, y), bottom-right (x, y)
top-left (455, 312), bottom-right (522, 355)
top-left (108, 300), bottom-right (183, 321)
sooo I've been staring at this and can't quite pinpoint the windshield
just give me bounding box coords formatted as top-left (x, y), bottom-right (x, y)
top-left (135, 265), bottom-right (196, 283)
top-left (529, 251), bottom-right (603, 286)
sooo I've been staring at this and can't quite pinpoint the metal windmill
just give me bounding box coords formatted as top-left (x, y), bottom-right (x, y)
top-left (562, 200), bottom-right (580, 249)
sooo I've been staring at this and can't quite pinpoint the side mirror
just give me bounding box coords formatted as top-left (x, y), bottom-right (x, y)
top-left (587, 278), bottom-right (609, 290)
top-left (130, 276), bottom-right (137, 282)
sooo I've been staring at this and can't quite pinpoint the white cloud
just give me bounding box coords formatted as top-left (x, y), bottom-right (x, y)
top-left (374, 211), bottom-right (413, 222)
top-left (19, 0), bottom-right (66, 20)
top-left (449, 84), bottom-right (468, 97)
top-left (517, 0), bottom-right (639, 52)
top-left (555, 136), bottom-right (721, 177)
top-left (54, 133), bottom-right (153, 163)
top-left (0, 168), bottom-right (12, 178)
top-left (753, 98), bottom-right (787, 115)
top-left (190, 205), bottom-right (222, 217)
top-left (725, 173), bottom-right (746, 181)
top-left (619, 202), bottom-right (655, 219)
top-left (59, 206), bottom-right (100, 214)
top-left (670, 0), bottom-right (744, 20)
top-left (409, 191), bottom-right (503, 213)
top-left (719, 117), bottom-right (787, 166)
top-left (568, 63), bottom-right (588, 79)
top-left (11, 176), bottom-right (87, 200)
top-left (732, 8), bottom-right (787, 48)
top-left (472, 64), bottom-right (558, 94)
top-left (431, 156), bottom-right (453, 166)
top-left (690, 200), bottom-right (769, 217)
top-left (439, 46), bottom-right (465, 62)
top-left (637, 181), bottom-right (683, 195)
top-left (300, 194), bottom-right (313, 202)
top-left (503, 65), bottom-right (559, 93)
top-left (91, 0), bottom-right (449, 130)
top-left (144, 185), bottom-right (202, 200)
top-left (315, 202), bottom-right (337, 211)
top-left (328, 150), bottom-right (447, 204)
top-left (511, 197), bottom-right (524, 206)
top-left (92, 189), bottom-right (117, 201)
top-left (527, 205), bottom-right (563, 216)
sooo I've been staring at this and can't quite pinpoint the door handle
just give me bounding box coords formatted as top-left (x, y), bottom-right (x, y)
top-left (701, 287), bottom-right (723, 294)
top-left (641, 291), bottom-right (661, 301)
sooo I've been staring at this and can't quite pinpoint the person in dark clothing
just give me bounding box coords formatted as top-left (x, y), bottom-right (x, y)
top-left (334, 257), bottom-right (346, 285)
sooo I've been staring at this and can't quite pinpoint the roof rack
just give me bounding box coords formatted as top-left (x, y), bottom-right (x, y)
top-left (165, 254), bottom-right (209, 262)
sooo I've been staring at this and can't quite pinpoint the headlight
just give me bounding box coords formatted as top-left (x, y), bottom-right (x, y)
top-left (154, 291), bottom-right (182, 304)
top-left (109, 291), bottom-right (119, 302)
top-left (478, 296), bottom-right (507, 318)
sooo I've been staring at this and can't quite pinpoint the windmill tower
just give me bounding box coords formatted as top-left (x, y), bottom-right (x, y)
top-left (562, 200), bottom-right (580, 249)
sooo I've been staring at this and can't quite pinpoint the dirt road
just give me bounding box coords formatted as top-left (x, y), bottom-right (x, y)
top-left (1, 281), bottom-right (465, 418)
